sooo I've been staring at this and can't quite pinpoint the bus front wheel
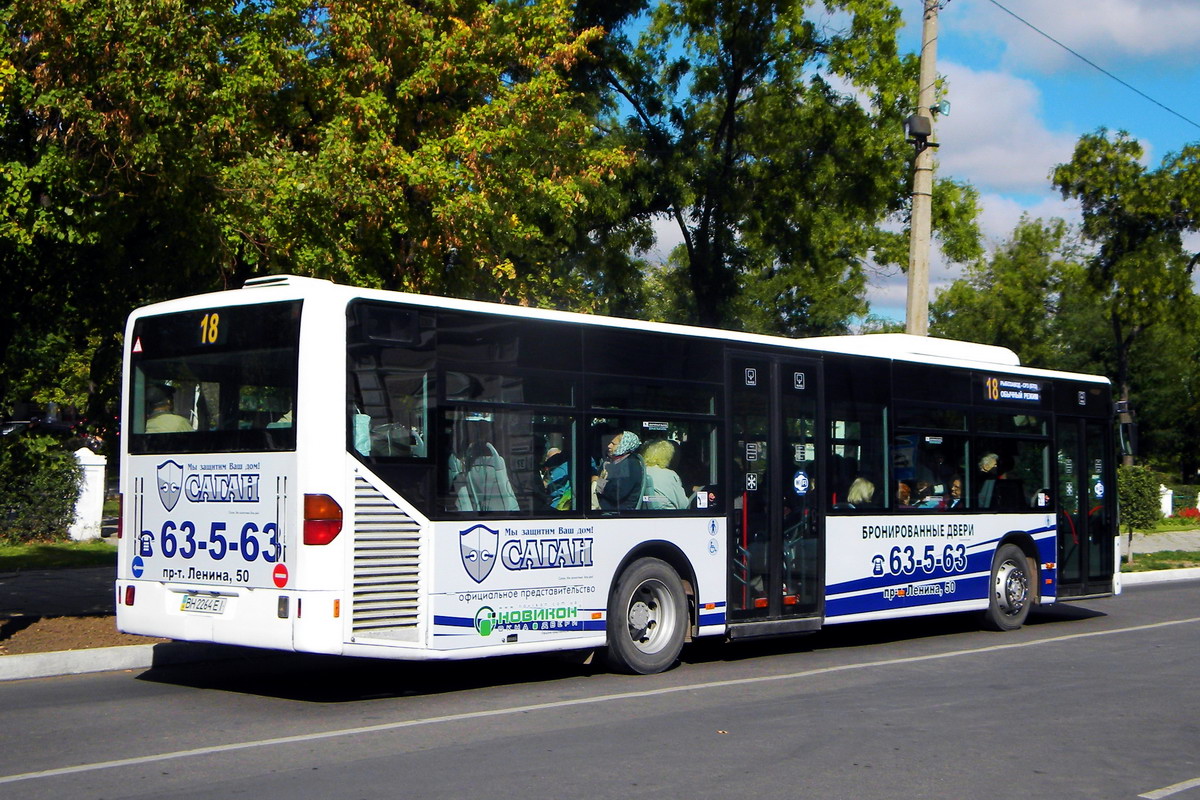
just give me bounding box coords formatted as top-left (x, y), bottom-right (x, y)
top-left (605, 558), bottom-right (688, 674)
top-left (984, 544), bottom-right (1032, 631)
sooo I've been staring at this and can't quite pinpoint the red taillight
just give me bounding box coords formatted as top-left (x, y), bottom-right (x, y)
top-left (303, 494), bottom-right (343, 545)
top-left (117, 493), bottom-right (124, 539)
top-left (124, 585), bottom-right (136, 606)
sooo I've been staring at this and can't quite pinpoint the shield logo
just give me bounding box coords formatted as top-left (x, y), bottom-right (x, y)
top-left (460, 524), bottom-right (499, 584)
top-left (157, 460), bottom-right (184, 512)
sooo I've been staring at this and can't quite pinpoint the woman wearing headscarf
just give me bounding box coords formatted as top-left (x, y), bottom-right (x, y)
top-left (593, 431), bottom-right (645, 511)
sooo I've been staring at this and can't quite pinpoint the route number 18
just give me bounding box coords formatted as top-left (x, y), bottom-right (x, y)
top-left (200, 312), bottom-right (220, 344)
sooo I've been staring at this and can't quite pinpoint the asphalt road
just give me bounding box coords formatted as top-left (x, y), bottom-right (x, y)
top-left (2, 581), bottom-right (1198, 800)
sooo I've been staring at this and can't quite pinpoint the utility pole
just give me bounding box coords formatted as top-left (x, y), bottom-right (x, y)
top-left (905, 0), bottom-right (939, 336)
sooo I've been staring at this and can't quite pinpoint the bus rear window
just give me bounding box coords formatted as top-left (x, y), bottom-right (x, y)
top-left (127, 301), bottom-right (301, 454)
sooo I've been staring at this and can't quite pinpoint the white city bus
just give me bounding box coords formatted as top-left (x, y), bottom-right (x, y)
top-left (116, 275), bottom-right (1119, 673)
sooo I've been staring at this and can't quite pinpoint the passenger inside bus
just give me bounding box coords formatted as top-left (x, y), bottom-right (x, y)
top-left (846, 477), bottom-right (876, 508)
top-left (145, 384), bottom-right (192, 433)
top-left (675, 438), bottom-right (714, 506)
top-left (540, 447), bottom-right (572, 511)
top-left (941, 476), bottom-right (965, 509)
top-left (976, 452), bottom-right (1001, 507)
top-left (594, 431), bottom-right (645, 511)
top-left (912, 481), bottom-right (942, 508)
top-left (641, 440), bottom-right (690, 510)
top-left (918, 447), bottom-right (954, 494)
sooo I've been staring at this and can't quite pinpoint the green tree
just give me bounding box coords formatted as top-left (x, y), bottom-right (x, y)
top-left (930, 215), bottom-right (1107, 372)
top-left (598, 0), bottom-right (980, 333)
top-left (1053, 130), bottom-right (1200, 462)
top-left (1117, 464), bottom-right (1160, 552)
top-left (1125, 293), bottom-right (1200, 480)
top-left (0, 56), bottom-right (12, 103)
top-left (226, 0), bottom-right (631, 305)
top-left (1, 0), bottom-right (630, 419)
top-left (1, 0), bottom-right (317, 420)
top-left (930, 214), bottom-right (1200, 478)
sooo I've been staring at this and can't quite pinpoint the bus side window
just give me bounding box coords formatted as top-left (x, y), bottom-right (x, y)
top-left (446, 414), bottom-right (521, 513)
top-left (825, 360), bottom-right (889, 510)
top-left (588, 417), bottom-right (719, 514)
top-left (442, 410), bottom-right (577, 515)
top-left (347, 303), bottom-right (435, 461)
top-left (895, 433), bottom-right (968, 510)
top-left (536, 417), bottom-right (575, 513)
top-left (973, 438), bottom-right (1050, 510)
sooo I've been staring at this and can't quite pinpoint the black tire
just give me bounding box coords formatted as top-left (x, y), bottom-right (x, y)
top-left (983, 544), bottom-right (1032, 631)
top-left (605, 557), bottom-right (688, 674)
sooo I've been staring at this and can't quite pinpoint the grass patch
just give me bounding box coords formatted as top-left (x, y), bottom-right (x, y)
top-left (0, 538), bottom-right (118, 571)
top-left (1143, 519), bottom-right (1200, 533)
top-left (1123, 550), bottom-right (1200, 572)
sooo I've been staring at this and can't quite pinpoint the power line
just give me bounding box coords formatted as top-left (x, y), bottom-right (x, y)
top-left (985, 0), bottom-right (1200, 133)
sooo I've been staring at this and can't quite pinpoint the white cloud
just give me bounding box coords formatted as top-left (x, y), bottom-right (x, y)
top-left (974, 193), bottom-right (1080, 244)
top-left (959, 0), bottom-right (1200, 72)
top-left (867, 0), bottom-right (1200, 323)
top-left (933, 62), bottom-right (1078, 195)
top-left (862, 192), bottom-right (1083, 324)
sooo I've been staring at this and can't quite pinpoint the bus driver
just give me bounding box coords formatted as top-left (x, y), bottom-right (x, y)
top-left (145, 384), bottom-right (192, 433)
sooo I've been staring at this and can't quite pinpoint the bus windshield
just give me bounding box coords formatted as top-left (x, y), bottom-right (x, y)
top-left (127, 301), bottom-right (301, 454)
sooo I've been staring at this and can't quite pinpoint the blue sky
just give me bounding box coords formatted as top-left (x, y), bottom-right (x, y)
top-left (869, 0), bottom-right (1200, 320)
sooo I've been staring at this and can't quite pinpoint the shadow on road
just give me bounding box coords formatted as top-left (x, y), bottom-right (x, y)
top-left (134, 603), bottom-right (1108, 703)
top-left (682, 602), bottom-right (1107, 666)
top-left (136, 645), bottom-right (605, 703)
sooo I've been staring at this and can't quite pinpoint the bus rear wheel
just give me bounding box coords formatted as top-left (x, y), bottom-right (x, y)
top-left (605, 558), bottom-right (688, 674)
top-left (984, 544), bottom-right (1032, 631)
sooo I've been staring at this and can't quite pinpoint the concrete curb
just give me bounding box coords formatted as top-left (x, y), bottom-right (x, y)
top-left (1120, 567), bottom-right (1200, 586)
top-left (3, 568), bottom-right (1198, 682)
top-left (0, 643), bottom-right (160, 681)
top-left (0, 641), bottom-right (257, 682)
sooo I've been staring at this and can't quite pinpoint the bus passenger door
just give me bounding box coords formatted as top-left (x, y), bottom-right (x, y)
top-left (1056, 417), bottom-right (1115, 596)
top-left (728, 354), bottom-right (823, 629)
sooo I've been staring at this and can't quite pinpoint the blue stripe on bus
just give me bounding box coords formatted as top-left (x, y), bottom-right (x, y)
top-left (826, 552), bottom-right (991, 596)
top-left (826, 526), bottom-right (1056, 597)
top-left (826, 574), bottom-right (989, 617)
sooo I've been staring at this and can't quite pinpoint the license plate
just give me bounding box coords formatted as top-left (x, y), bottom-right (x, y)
top-left (180, 594), bottom-right (227, 614)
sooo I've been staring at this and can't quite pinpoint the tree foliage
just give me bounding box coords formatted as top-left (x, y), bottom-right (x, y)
top-left (2, 0), bottom-right (317, 419)
top-left (0, 433), bottom-right (83, 544)
top-left (1, 0), bottom-right (630, 419)
top-left (930, 215), bottom-right (1106, 372)
top-left (931, 210), bottom-right (1200, 478)
top-left (10, 1), bottom-right (1200, 487)
top-left (598, 0), bottom-right (979, 334)
top-left (1125, 293), bottom-right (1200, 479)
top-left (1117, 464), bottom-right (1161, 535)
top-left (227, 0), bottom-right (632, 303)
top-left (1052, 130), bottom-right (1200, 434)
